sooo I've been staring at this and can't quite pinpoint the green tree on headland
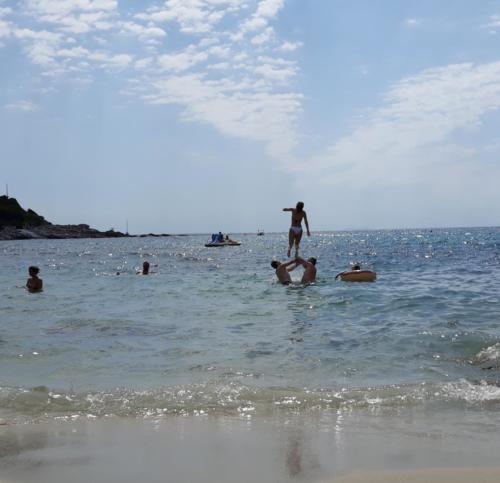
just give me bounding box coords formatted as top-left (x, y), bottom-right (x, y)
top-left (0, 196), bottom-right (48, 230)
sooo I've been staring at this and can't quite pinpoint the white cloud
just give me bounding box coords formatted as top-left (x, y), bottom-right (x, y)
top-left (120, 21), bottom-right (167, 43)
top-left (0, 18), bottom-right (11, 39)
top-left (278, 40), bottom-right (302, 52)
top-left (145, 73), bottom-right (301, 156)
top-left (137, 0), bottom-right (246, 34)
top-left (207, 44), bottom-right (231, 58)
top-left (207, 61), bottom-right (230, 70)
top-left (158, 49), bottom-right (208, 72)
top-left (25, 0), bottom-right (117, 16)
top-left (0, 7), bottom-right (12, 39)
top-left (251, 26), bottom-right (274, 45)
top-left (404, 18), bottom-right (421, 28)
top-left (5, 100), bottom-right (40, 111)
top-left (135, 57), bottom-right (153, 71)
top-left (87, 51), bottom-right (133, 68)
top-left (300, 61), bottom-right (500, 189)
top-left (483, 14), bottom-right (500, 32)
top-left (239, 0), bottom-right (284, 36)
top-left (14, 28), bottom-right (63, 66)
top-left (24, 0), bottom-right (118, 34)
top-left (254, 62), bottom-right (295, 82)
top-left (57, 46), bottom-right (89, 58)
top-left (7, 0), bottom-right (302, 158)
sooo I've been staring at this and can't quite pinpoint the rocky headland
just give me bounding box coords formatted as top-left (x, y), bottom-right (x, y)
top-left (0, 196), bottom-right (169, 240)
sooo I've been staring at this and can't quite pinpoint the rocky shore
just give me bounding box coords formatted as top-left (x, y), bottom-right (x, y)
top-left (0, 223), bottom-right (129, 240)
top-left (0, 196), bottom-right (171, 240)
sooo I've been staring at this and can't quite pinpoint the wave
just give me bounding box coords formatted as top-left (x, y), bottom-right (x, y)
top-left (2, 379), bottom-right (500, 424)
top-left (471, 343), bottom-right (500, 370)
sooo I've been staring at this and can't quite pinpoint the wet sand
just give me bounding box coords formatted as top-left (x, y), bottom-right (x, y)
top-left (330, 468), bottom-right (500, 482)
top-left (2, 408), bottom-right (500, 483)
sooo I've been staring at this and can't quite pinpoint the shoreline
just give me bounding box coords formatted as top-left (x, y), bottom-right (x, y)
top-left (2, 407), bottom-right (500, 483)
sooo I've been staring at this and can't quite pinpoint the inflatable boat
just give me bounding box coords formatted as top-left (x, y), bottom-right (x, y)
top-left (336, 270), bottom-right (377, 282)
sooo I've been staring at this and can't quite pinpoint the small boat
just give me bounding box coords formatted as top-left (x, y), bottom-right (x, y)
top-left (205, 241), bottom-right (241, 247)
top-left (336, 270), bottom-right (377, 282)
top-left (205, 232), bottom-right (241, 247)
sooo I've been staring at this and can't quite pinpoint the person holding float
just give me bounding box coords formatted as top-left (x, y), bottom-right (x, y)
top-left (335, 264), bottom-right (377, 282)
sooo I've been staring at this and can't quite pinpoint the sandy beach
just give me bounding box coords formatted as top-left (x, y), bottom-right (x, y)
top-left (2, 407), bottom-right (500, 483)
top-left (330, 468), bottom-right (500, 483)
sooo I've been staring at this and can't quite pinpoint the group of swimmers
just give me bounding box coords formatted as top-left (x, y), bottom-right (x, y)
top-left (271, 201), bottom-right (376, 285)
top-left (26, 260), bottom-right (153, 292)
top-left (270, 201), bottom-right (317, 285)
top-left (25, 200), bottom-right (375, 292)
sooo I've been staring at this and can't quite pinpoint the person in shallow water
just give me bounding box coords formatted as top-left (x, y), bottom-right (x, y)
top-left (335, 263), bottom-right (377, 282)
top-left (26, 266), bottom-right (43, 292)
top-left (294, 257), bottom-right (317, 284)
top-left (271, 259), bottom-right (299, 285)
top-left (282, 201), bottom-right (310, 258)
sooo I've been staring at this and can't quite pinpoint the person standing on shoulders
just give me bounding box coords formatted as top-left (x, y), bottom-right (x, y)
top-left (283, 201), bottom-right (310, 257)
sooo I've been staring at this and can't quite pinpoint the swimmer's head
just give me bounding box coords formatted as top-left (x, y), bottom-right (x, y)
top-left (352, 264), bottom-right (361, 270)
top-left (142, 261), bottom-right (150, 274)
top-left (307, 257), bottom-right (316, 266)
top-left (296, 201), bottom-right (304, 212)
top-left (29, 266), bottom-right (40, 276)
top-left (271, 260), bottom-right (280, 269)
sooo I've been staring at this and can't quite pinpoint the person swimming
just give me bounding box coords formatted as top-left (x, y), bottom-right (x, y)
top-left (335, 264), bottom-right (376, 282)
top-left (294, 257), bottom-right (317, 284)
top-left (26, 266), bottom-right (43, 292)
top-left (271, 259), bottom-right (299, 285)
top-left (283, 202), bottom-right (310, 258)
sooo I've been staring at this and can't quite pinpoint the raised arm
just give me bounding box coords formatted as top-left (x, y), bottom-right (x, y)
top-left (282, 208), bottom-right (293, 212)
top-left (283, 259), bottom-right (298, 269)
top-left (303, 212), bottom-right (310, 236)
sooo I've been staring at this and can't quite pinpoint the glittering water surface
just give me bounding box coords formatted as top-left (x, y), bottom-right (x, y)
top-left (1, 228), bottom-right (500, 421)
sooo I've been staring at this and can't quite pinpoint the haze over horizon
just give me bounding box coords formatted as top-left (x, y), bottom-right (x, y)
top-left (2, 0), bottom-right (500, 234)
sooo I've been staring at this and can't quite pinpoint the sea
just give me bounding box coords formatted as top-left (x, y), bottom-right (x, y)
top-left (1, 227), bottom-right (499, 425)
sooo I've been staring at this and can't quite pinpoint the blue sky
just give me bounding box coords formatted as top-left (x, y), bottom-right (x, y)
top-left (1, 0), bottom-right (500, 233)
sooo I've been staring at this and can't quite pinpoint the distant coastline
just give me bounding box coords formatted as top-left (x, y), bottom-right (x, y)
top-left (0, 196), bottom-right (173, 240)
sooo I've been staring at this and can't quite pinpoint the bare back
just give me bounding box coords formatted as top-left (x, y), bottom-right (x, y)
top-left (276, 265), bottom-right (292, 284)
top-left (301, 264), bottom-right (316, 284)
top-left (290, 209), bottom-right (306, 227)
top-left (26, 277), bottom-right (43, 292)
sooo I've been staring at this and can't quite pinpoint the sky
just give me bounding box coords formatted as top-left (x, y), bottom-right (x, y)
top-left (1, 0), bottom-right (500, 234)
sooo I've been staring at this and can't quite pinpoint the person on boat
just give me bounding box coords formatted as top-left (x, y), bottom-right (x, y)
top-left (217, 231), bottom-right (224, 242)
top-left (283, 202), bottom-right (310, 258)
top-left (295, 257), bottom-right (317, 284)
top-left (26, 266), bottom-right (43, 292)
top-left (271, 259), bottom-right (299, 285)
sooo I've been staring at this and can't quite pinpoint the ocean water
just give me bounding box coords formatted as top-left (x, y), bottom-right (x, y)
top-left (1, 228), bottom-right (500, 423)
